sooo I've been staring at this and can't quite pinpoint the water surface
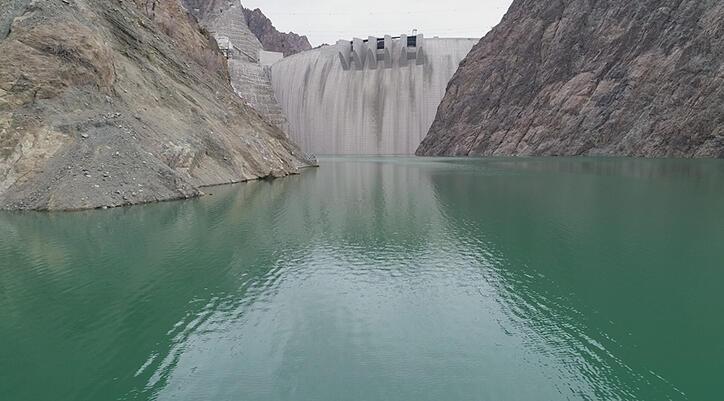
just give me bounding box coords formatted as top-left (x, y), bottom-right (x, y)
top-left (1, 157), bottom-right (723, 401)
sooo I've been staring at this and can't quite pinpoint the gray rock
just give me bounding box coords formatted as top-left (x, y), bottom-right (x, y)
top-left (242, 7), bottom-right (312, 57)
top-left (417, 0), bottom-right (724, 158)
top-left (180, 0), bottom-right (290, 132)
top-left (0, 0), bottom-right (314, 211)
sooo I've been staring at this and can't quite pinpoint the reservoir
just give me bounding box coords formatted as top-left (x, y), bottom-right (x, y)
top-left (1, 157), bottom-right (723, 400)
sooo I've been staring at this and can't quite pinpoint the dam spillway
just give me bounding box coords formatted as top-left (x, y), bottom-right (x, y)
top-left (270, 35), bottom-right (478, 155)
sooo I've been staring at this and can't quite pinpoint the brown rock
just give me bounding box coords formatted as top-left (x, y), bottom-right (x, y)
top-left (242, 7), bottom-right (312, 57)
top-left (417, 0), bottom-right (724, 158)
top-left (0, 0), bottom-right (314, 211)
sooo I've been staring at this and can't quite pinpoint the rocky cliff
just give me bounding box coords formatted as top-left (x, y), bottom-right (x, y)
top-left (417, 0), bottom-right (724, 158)
top-left (242, 7), bottom-right (312, 57)
top-left (181, 0), bottom-right (290, 131)
top-left (0, 0), bottom-right (313, 211)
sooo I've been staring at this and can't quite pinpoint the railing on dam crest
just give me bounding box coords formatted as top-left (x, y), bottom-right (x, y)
top-left (336, 34), bottom-right (425, 71)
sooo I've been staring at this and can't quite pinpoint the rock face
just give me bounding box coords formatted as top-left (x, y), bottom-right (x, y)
top-left (0, 0), bottom-right (313, 211)
top-left (242, 7), bottom-right (312, 57)
top-left (182, 0), bottom-right (289, 131)
top-left (417, 0), bottom-right (724, 158)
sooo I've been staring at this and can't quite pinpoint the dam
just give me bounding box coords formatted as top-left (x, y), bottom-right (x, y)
top-left (270, 35), bottom-right (478, 155)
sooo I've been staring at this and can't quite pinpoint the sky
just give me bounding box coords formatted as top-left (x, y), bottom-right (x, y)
top-left (242, 0), bottom-right (514, 46)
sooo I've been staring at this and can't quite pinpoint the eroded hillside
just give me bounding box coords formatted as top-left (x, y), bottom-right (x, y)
top-left (243, 7), bottom-right (311, 57)
top-left (0, 0), bottom-right (313, 211)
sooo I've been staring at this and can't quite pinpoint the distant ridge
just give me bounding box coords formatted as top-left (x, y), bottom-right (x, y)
top-left (242, 7), bottom-right (312, 57)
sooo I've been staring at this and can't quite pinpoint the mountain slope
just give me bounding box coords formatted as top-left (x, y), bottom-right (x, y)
top-left (181, 0), bottom-right (290, 131)
top-left (242, 7), bottom-right (312, 57)
top-left (0, 0), bottom-right (312, 211)
top-left (417, 0), bottom-right (724, 158)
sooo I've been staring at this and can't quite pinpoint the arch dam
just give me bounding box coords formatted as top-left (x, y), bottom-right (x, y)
top-left (270, 34), bottom-right (478, 155)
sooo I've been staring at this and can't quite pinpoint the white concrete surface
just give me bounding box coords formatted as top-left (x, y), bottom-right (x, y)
top-left (259, 50), bottom-right (284, 66)
top-left (270, 37), bottom-right (478, 155)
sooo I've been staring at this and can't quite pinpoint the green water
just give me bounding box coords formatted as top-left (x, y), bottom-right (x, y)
top-left (1, 157), bottom-right (723, 401)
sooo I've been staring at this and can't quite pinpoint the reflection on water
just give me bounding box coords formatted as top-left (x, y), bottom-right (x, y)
top-left (1, 157), bottom-right (723, 401)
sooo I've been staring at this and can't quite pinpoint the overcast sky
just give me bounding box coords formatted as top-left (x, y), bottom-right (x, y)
top-left (242, 0), bottom-right (514, 46)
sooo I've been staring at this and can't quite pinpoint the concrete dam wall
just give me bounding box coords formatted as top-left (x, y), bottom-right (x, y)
top-left (271, 36), bottom-right (478, 155)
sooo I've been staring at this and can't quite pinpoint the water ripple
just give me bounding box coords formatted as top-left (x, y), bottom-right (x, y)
top-left (2, 157), bottom-right (723, 401)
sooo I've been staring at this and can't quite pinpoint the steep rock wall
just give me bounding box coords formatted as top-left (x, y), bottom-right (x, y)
top-left (181, 0), bottom-right (288, 131)
top-left (271, 38), bottom-right (477, 155)
top-left (0, 0), bottom-right (312, 211)
top-left (417, 0), bottom-right (724, 158)
top-left (243, 7), bottom-right (312, 57)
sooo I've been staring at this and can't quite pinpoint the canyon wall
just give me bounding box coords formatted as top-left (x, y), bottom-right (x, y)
top-left (417, 0), bottom-right (724, 158)
top-left (243, 7), bottom-right (312, 57)
top-left (181, 0), bottom-right (289, 131)
top-left (271, 37), bottom-right (477, 155)
top-left (0, 0), bottom-right (312, 211)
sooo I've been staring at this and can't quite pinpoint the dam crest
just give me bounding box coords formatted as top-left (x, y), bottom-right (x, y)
top-left (336, 34), bottom-right (426, 71)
